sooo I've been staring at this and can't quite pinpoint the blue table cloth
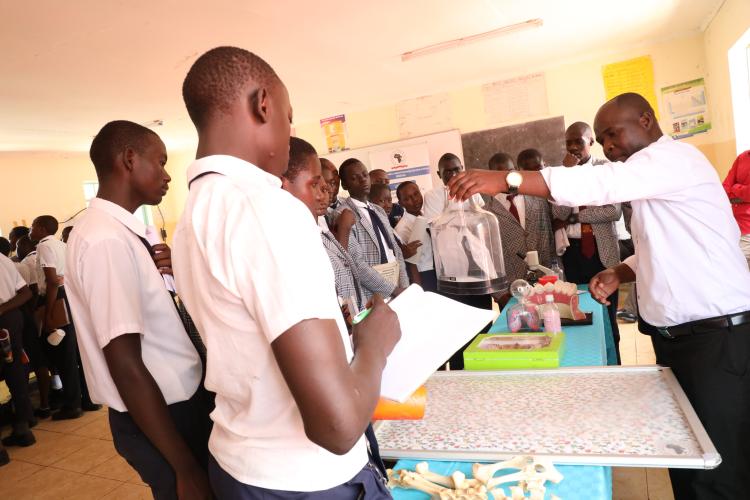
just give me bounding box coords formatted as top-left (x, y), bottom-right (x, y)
top-left (391, 286), bottom-right (617, 499)
top-left (391, 460), bottom-right (612, 500)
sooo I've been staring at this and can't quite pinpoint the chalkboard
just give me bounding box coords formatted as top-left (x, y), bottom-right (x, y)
top-left (461, 116), bottom-right (566, 171)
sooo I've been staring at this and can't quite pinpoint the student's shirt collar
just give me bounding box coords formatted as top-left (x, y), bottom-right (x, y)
top-left (350, 197), bottom-right (369, 209)
top-left (39, 235), bottom-right (54, 243)
top-left (89, 198), bottom-right (147, 239)
top-left (186, 155), bottom-right (281, 190)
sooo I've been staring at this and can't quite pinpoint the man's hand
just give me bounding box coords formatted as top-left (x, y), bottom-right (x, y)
top-left (447, 171), bottom-right (507, 201)
top-left (176, 466), bottom-right (212, 500)
top-left (335, 209), bottom-right (356, 233)
top-left (589, 269), bottom-right (620, 305)
top-left (151, 244), bottom-right (173, 276)
top-left (562, 153), bottom-right (579, 167)
top-left (401, 241), bottom-right (422, 259)
top-left (352, 295), bottom-right (401, 359)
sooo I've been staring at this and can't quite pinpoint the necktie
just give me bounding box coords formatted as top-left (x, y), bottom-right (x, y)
top-left (366, 206), bottom-right (394, 264)
top-left (507, 194), bottom-right (520, 223)
top-left (578, 208), bottom-right (596, 259)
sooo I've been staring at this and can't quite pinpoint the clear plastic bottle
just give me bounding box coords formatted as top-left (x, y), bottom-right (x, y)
top-left (541, 294), bottom-right (562, 333)
top-left (549, 258), bottom-right (566, 282)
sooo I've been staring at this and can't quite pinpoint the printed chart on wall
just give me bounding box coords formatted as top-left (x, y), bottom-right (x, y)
top-left (602, 55), bottom-right (659, 119)
top-left (661, 78), bottom-right (711, 139)
top-left (369, 142), bottom-right (433, 199)
top-left (396, 93), bottom-right (452, 139)
top-left (320, 114), bottom-right (348, 153)
top-left (482, 72), bottom-right (549, 125)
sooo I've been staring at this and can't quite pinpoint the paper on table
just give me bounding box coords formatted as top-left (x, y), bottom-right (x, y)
top-left (381, 284), bottom-right (497, 402)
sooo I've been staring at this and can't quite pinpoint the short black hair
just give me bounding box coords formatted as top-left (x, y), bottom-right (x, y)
top-left (396, 180), bottom-right (417, 200)
top-left (488, 152), bottom-right (513, 169)
top-left (517, 148), bottom-right (542, 165)
top-left (33, 215), bottom-right (58, 236)
top-left (368, 183), bottom-right (390, 201)
top-left (613, 92), bottom-right (654, 115)
top-left (369, 169), bottom-right (387, 176)
top-left (320, 157), bottom-right (337, 173)
top-left (9, 226), bottom-right (29, 240)
top-left (438, 153), bottom-right (460, 168)
top-left (0, 237), bottom-right (10, 257)
top-left (16, 235), bottom-right (35, 259)
top-left (182, 46), bottom-right (281, 130)
top-left (339, 158), bottom-right (364, 181)
top-left (284, 136), bottom-right (318, 181)
top-left (90, 121), bottom-right (159, 179)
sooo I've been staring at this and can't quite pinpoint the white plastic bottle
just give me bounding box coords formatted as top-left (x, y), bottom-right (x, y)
top-left (542, 294), bottom-right (562, 333)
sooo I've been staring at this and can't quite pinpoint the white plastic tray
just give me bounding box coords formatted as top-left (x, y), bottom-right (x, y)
top-left (375, 366), bottom-right (720, 469)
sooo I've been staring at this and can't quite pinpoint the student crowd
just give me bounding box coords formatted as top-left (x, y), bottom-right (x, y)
top-left (1, 46), bottom-right (749, 500)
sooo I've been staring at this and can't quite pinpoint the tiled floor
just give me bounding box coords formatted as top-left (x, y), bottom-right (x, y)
top-left (0, 313), bottom-right (673, 499)
top-left (1, 407), bottom-right (151, 499)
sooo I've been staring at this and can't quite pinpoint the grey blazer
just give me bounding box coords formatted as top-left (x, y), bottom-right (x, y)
top-left (484, 195), bottom-right (555, 283)
top-left (551, 203), bottom-right (622, 269)
top-left (334, 198), bottom-right (410, 290)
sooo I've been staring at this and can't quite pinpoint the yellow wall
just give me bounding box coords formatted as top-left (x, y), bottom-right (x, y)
top-left (3, 2), bottom-right (749, 236)
top-left (703, 0), bottom-right (750, 177)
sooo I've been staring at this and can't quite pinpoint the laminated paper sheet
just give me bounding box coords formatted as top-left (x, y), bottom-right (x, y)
top-left (375, 366), bottom-right (720, 469)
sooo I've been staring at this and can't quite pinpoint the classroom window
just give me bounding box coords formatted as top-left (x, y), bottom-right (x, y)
top-left (82, 181), bottom-right (154, 226)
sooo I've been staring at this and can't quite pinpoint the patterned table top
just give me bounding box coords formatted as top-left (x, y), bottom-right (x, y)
top-left (377, 368), bottom-right (714, 467)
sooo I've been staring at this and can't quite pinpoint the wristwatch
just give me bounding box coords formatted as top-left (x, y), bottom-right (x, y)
top-left (506, 171), bottom-right (523, 195)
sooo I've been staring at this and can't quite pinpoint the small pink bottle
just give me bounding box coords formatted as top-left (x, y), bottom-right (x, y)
top-left (542, 294), bottom-right (561, 333)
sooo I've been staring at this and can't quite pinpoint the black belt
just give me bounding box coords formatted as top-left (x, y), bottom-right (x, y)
top-left (641, 311), bottom-right (750, 339)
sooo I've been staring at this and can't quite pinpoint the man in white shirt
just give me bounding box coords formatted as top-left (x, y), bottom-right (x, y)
top-left (66, 120), bottom-right (210, 500)
top-left (29, 215), bottom-right (88, 420)
top-left (449, 92), bottom-right (750, 499)
top-left (174, 46), bottom-right (400, 499)
top-left (422, 152), bottom-right (484, 221)
top-left (553, 121), bottom-right (622, 361)
top-left (0, 254), bottom-right (35, 451)
top-left (394, 181), bottom-right (436, 291)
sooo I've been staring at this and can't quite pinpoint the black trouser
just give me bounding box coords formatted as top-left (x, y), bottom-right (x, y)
top-left (109, 388), bottom-right (212, 500)
top-left (0, 309), bottom-right (33, 428)
top-left (651, 323), bottom-right (750, 499)
top-left (440, 292), bottom-right (493, 370)
top-left (562, 238), bottom-right (621, 364)
top-left (41, 288), bottom-right (82, 410)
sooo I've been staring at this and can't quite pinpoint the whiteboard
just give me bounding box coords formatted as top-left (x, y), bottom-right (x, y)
top-left (322, 129), bottom-right (463, 194)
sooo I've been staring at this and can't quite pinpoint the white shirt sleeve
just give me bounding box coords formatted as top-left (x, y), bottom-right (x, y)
top-left (37, 242), bottom-right (57, 269)
top-left (77, 239), bottom-right (145, 349)
top-left (227, 195), bottom-right (342, 344)
top-left (15, 263), bottom-right (31, 285)
top-left (539, 144), bottom-right (717, 207)
top-left (422, 188), bottom-right (445, 220)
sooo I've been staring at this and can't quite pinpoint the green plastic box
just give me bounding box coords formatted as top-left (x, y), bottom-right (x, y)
top-left (463, 332), bottom-right (565, 370)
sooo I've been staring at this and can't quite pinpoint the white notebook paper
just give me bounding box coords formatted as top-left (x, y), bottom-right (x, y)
top-left (380, 284), bottom-right (498, 402)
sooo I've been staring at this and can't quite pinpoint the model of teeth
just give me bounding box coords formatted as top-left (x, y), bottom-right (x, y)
top-left (524, 281), bottom-right (587, 321)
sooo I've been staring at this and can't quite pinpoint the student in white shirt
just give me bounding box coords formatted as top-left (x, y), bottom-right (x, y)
top-left (65, 120), bottom-right (210, 500)
top-left (394, 181), bottom-right (436, 291)
top-left (0, 254), bottom-right (35, 453)
top-left (173, 46), bottom-right (400, 499)
top-left (13, 235), bottom-right (54, 416)
top-left (8, 226), bottom-right (29, 262)
top-left (29, 215), bottom-right (88, 420)
top-left (449, 92), bottom-right (750, 499)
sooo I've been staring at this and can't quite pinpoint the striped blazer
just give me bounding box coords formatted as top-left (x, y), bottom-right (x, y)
top-left (484, 195), bottom-right (556, 282)
top-left (334, 197), bottom-right (409, 290)
top-left (551, 203), bottom-right (622, 269)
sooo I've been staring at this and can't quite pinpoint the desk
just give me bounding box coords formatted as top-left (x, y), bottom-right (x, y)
top-left (390, 287), bottom-right (617, 499)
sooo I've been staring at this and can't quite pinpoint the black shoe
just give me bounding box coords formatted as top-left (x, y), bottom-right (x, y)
top-left (52, 408), bottom-right (83, 421)
top-left (28, 417), bottom-right (38, 429)
top-left (2, 431), bottom-right (36, 447)
top-left (81, 402), bottom-right (102, 412)
top-left (34, 407), bottom-right (51, 419)
top-left (617, 311), bottom-right (637, 323)
top-left (0, 449), bottom-right (9, 467)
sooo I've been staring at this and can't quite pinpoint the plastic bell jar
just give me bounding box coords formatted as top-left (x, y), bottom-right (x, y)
top-left (430, 196), bottom-right (507, 295)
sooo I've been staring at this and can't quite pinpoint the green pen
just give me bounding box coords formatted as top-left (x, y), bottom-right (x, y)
top-left (352, 297), bottom-right (392, 325)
